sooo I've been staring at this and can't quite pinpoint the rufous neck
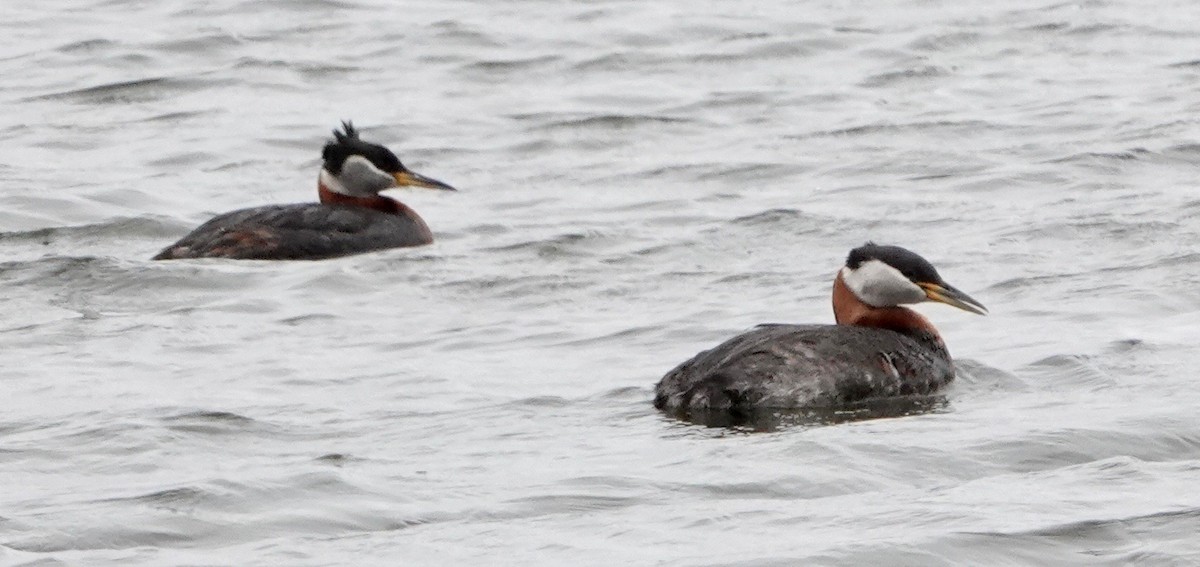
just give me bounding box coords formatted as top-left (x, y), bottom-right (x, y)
top-left (832, 270), bottom-right (943, 344)
top-left (318, 182), bottom-right (400, 214)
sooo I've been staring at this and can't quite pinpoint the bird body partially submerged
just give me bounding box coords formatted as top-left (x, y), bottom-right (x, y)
top-left (151, 202), bottom-right (431, 260)
top-left (655, 324), bottom-right (952, 414)
top-left (654, 243), bottom-right (986, 422)
top-left (153, 122), bottom-right (454, 261)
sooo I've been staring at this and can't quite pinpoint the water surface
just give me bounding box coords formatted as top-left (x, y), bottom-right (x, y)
top-left (3, 0), bottom-right (1200, 565)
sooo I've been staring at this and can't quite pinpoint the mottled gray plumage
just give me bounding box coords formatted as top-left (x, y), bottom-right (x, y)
top-left (151, 203), bottom-right (432, 260)
top-left (654, 324), bottom-right (952, 417)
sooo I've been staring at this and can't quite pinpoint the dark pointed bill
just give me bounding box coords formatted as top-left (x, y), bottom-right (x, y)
top-left (918, 282), bottom-right (988, 315)
top-left (393, 170), bottom-right (456, 191)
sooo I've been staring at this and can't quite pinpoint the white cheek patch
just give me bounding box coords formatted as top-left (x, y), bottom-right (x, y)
top-left (319, 169), bottom-right (349, 195)
top-left (325, 155), bottom-right (396, 196)
top-left (841, 260), bottom-right (926, 307)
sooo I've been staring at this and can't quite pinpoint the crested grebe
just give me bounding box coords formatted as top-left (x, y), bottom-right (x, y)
top-left (654, 243), bottom-right (987, 421)
top-left (153, 122), bottom-right (455, 260)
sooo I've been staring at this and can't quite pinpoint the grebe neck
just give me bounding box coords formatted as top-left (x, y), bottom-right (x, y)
top-left (318, 181), bottom-right (401, 214)
top-left (832, 270), bottom-right (943, 345)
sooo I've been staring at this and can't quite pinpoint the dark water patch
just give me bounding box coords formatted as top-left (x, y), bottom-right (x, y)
top-left (728, 208), bottom-right (817, 227)
top-left (109, 486), bottom-right (210, 510)
top-left (0, 419), bottom-right (50, 437)
top-left (13, 418), bottom-right (161, 458)
top-left (910, 172), bottom-right (961, 181)
top-left (203, 158), bottom-right (273, 172)
top-left (719, 31), bottom-right (772, 43)
top-left (501, 493), bottom-right (643, 516)
top-left (7, 471), bottom-right (423, 553)
top-left (953, 168), bottom-right (1072, 193)
top-left (698, 192), bottom-right (745, 204)
top-left (430, 19), bottom-right (503, 47)
top-left (5, 557), bottom-right (67, 567)
top-left (679, 475), bottom-right (873, 503)
top-left (315, 453), bottom-right (354, 465)
top-left (971, 427), bottom-right (1200, 474)
top-left (277, 313), bottom-right (338, 326)
top-left (834, 25), bottom-right (883, 34)
top-left (1022, 21), bottom-right (1070, 33)
top-left (234, 21), bottom-right (351, 43)
top-left (462, 55), bottom-right (563, 74)
top-left (791, 119), bottom-right (998, 139)
top-left (482, 231), bottom-right (610, 259)
top-left (1022, 354), bottom-right (1114, 389)
top-left (141, 110), bottom-right (214, 123)
top-left (232, 56), bottom-right (361, 77)
top-left (1020, 506), bottom-right (1200, 542)
top-left (664, 90), bottom-right (775, 113)
top-left (157, 410), bottom-right (268, 436)
top-left (572, 51), bottom-right (660, 72)
top-left (1102, 337), bottom-right (1160, 358)
top-left (150, 32), bottom-right (242, 53)
top-left (504, 395), bottom-right (573, 409)
top-left (56, 39), bottom-right (116, 53)
top-left (145, 151), bottom-right (218, 168)
top-left (6, 526), bottom-right (201, 553)
top-left (683, 39), bottom-right (829, 64)
top-left (0, 227), bottom-right (58, 248)
top-left (693, 162), bottom-right (804, 182)
top-left (860, 65), bottom-right (949, 88)
top-left (1047, 148), bottom-right (1151, 165)
top-left (467, 223), bottom-right (513, 236)
top-left (0, 255), bottom-right (120, 283)
top-left (30, 77), bottom-right (232, 105)
top-left (599, 242), bottom-right (683, 265)
top-left (909, 32), bottom-right (984, 52)
top-left (295, 63), bottom-right (362, 80)
top-left (533, 113), bottom-right (695, 131)
top-left (942, 507), bottom-right (1200, 566)
top-left (1065, 23), bottom-right (1127, 36)
top-left (1159, 143), bottom-right (1200, 165)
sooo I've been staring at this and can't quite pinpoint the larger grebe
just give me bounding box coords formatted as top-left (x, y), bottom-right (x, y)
top-left (153, 122), bottom-right (455, 260)
top-left (654, 243), bottom-right (987, 420)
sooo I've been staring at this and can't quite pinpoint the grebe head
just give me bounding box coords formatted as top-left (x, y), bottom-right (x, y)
top-left (840, 242), bottom-right (988, 315)
top-left (319, 121), bottom-right (456, 198)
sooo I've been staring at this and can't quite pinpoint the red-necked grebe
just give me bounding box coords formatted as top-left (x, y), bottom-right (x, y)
top-left (152, 122), bottom-right (455, 260)
top-left (654, 243), bottom-right (987, 420)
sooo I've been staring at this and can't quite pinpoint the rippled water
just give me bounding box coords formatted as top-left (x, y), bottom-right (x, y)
top-left (3, 0), bottom-right (1200, 565)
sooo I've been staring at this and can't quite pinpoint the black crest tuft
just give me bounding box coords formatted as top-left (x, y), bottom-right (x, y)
top-left (333, 121), bottom-right (359, 144)
top-left (846, 242), bottom-right (943, 284)
top-left (322, 121), bottom-right (404, 175)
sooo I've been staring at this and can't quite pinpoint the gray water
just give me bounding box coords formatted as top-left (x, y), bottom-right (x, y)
top-left (3, 0), bottom-right (1200, 565)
